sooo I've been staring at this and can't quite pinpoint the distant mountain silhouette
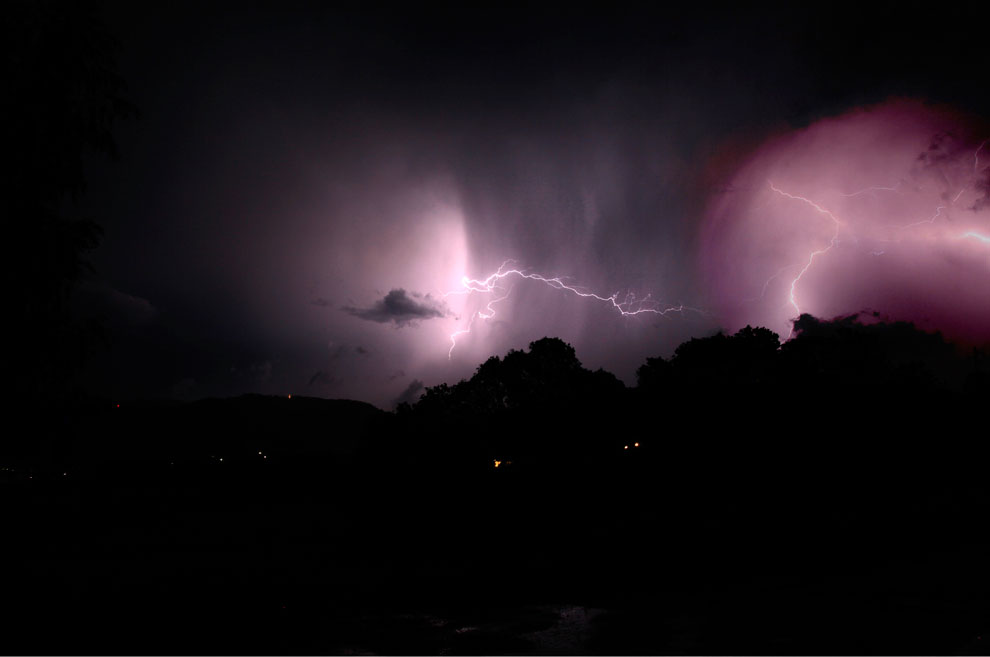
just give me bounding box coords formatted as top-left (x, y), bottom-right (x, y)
top-left (71, 394), bottom-right (387, 474)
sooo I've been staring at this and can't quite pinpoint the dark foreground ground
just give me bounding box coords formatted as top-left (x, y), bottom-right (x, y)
top-left (3, 392), bottom-right (989, 655)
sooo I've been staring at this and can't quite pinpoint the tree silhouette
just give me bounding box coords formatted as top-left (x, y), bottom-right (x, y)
top-left (781, 313), bottom-right (952, 396)
top-left (635, 325), bottom-right (781, 398)
top-left (395, 337), bottom-right (627, 470)
top-left (3, 1), bottom-right (136, 407)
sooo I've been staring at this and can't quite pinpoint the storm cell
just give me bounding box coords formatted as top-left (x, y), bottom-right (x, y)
top-left (701, 100), bottom-right (990, 342)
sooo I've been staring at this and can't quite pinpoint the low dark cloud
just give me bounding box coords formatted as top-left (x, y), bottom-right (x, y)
top-left (170, 377), bottom-right (197, 400)
top-left (328, 344), bottom-right (347, 361)
top-left (355, 346), bottom-right (370, 355)
top-left (75, 280), bottom-right (159, 328)
top-left (250, 360), bottom-right (273, 384)
top-left (971, 172), bottom-right (990, 212)
top-left (392, 379), bottom-right (425, 408)
top-left (310, 297), bottom-right (333, 308)
top-left (308, 370), bottom-right (338, 388)
top-left (344, 289), bottom-right (450, 326)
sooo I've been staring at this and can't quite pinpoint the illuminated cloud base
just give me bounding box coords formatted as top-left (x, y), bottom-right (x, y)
top-left (702, 100), bottom-right (990, 342)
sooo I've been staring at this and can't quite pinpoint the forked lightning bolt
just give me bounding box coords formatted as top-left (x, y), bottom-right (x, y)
top-left (762, 139), bottom-right (990, 339)
top-left (767, 182), bottom-right (843, 338)
top-left (443, 261), bottom-right (698, 358)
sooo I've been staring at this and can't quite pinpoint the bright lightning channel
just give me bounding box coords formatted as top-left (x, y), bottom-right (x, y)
top-left (443, 261), bottom-right (697, 359)
top-left (757, 139), bottom-right (990, 339)
top-left (961, 231), bottom-right (990, 244)
top-left (767, 182), bottom-right (843, 337)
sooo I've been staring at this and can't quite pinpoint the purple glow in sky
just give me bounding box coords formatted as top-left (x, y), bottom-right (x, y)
top-left (702, 100), bottom-right (990, 343)
top-left (73, 5), bottom-right (990, 408)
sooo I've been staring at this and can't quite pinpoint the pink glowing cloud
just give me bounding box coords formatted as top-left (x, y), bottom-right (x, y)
top-left (701, 100), bottom-right (990, 342)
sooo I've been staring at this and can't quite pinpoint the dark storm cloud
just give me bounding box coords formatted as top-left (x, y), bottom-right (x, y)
top-left (250, 361), bottom-right (273, 383)
top-left (392, 379), bottom-right (425, 408)
top-left (971, 170), bottom-right (990, 212)
top-left (171, 377), bottom-right (197, 400)
top-left (75, 281), bottom-right (158, 327)
top-left (344, 289), bottom-right (451, 326)
top-left (310, 297), bottom-right (332, 308)
top-left (308, 370), bottom-right (337, 388)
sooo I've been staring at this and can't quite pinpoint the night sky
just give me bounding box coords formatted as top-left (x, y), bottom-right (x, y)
top-left (75, 2), bottom-right (990, 407)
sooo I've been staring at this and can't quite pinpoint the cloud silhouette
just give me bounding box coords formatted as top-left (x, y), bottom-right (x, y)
top-left (344, 289), bottom-right (450, 326)
top-left (307, 370), bottom-right (338, 388)
top-left (76, 281), bottom-right (159, 327)
top-left (392, 378), bottom-right (425, 408)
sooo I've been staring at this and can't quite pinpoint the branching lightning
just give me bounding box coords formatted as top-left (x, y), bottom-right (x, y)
top-left (745, 263), bottom-right (798, 302)
top-left (767, 181), bottom-right (844, 337)
top-left (895, 204), bottom-right (947, 230)
top-left (961, 230), bottom-right (990, 244)
top-left (756, 139), bottom-right (990, 339)
top-left (839, 182), bottom-right (903, 198)
top-left (446, 141), bottom-right (987, 357)
top-left (443, 261), bottom-right (699, 358)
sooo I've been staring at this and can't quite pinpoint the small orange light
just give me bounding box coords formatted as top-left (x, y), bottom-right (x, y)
top-left (287, 394), bottom-right (292, 399)
top-left (624, 445), bottom-right (628, 450)
top-left (634, 442), bottom-right (640, 448)
top-left (494, 460), bottom-right (501, 468)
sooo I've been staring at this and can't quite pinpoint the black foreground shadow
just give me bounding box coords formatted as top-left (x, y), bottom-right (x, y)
top-left (4, 322), bottom-right (990, 655)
